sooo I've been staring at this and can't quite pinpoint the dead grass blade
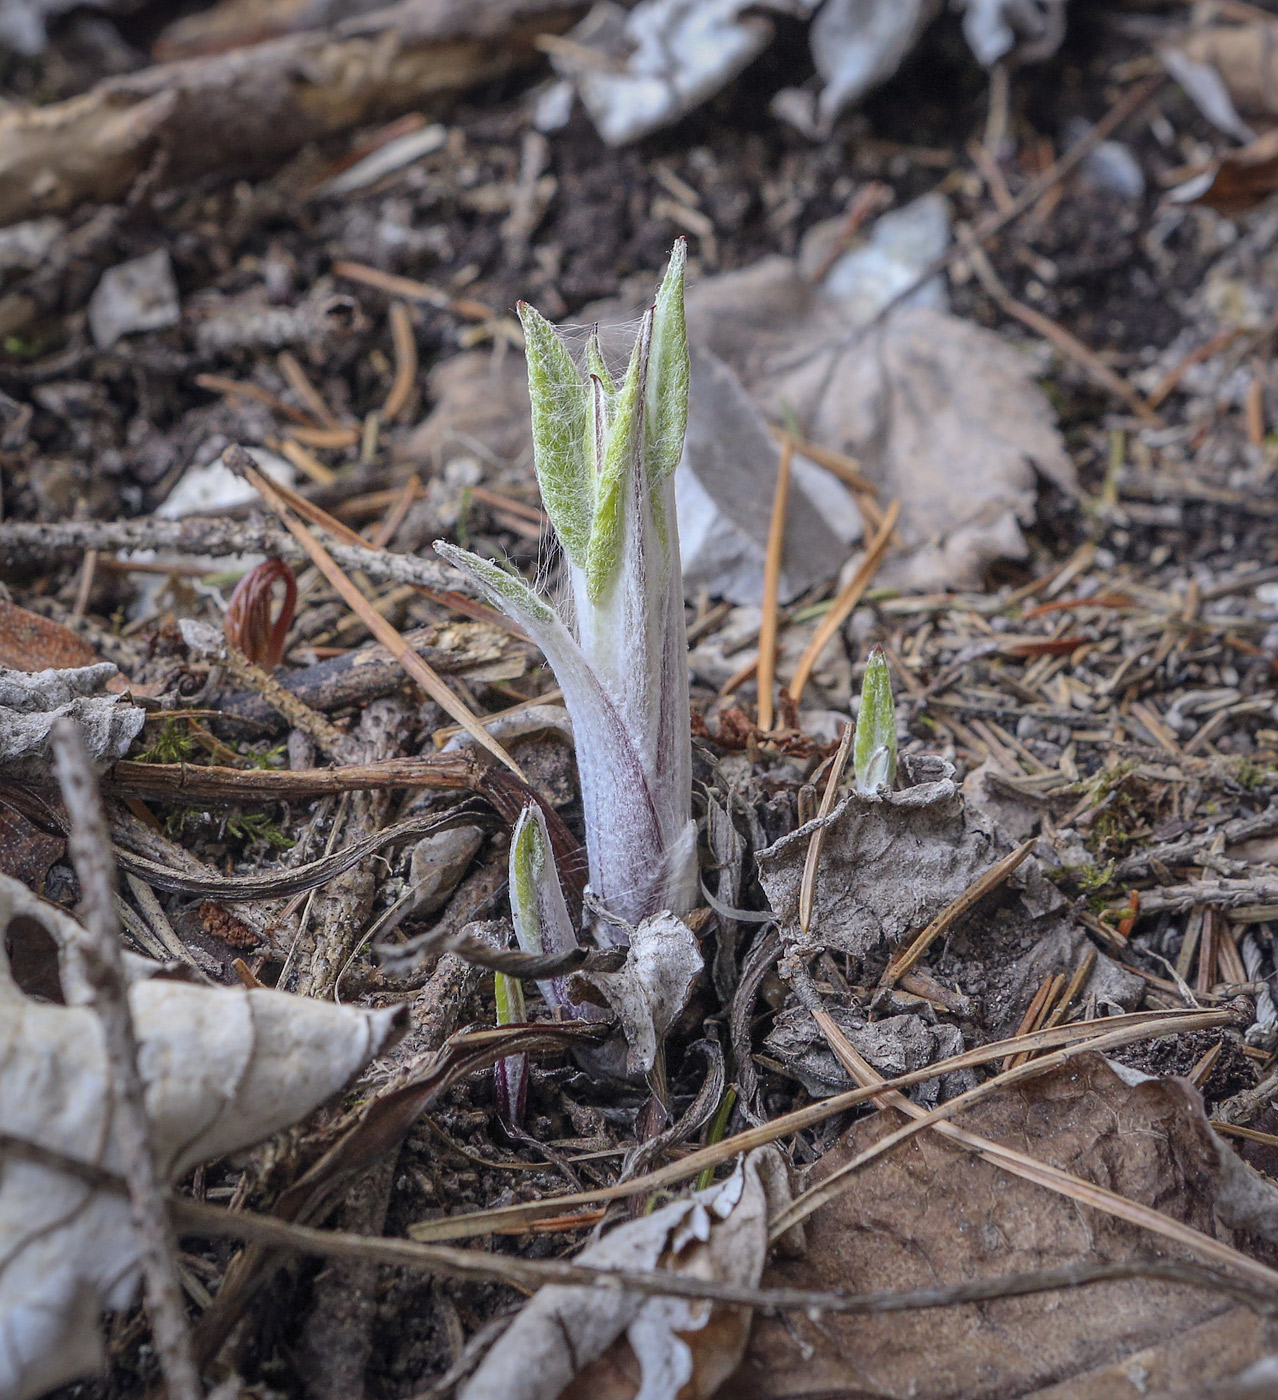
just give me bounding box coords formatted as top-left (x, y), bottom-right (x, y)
top-left (224, 445), bottom-right (523, 776)
top-left (772, 1006), bottom-right (1278, 1293)
top-left (407, 1007), bottom-right (1233, 1242)
top-left (882, 836), bottom-right (1037, 986)
top-left (756, 436), bottom-right (792, 733)
top-left (789, 499), bottom-right (900, 707)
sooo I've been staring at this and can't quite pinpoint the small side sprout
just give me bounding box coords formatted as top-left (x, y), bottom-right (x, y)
top-left (853, 646), bottom-right (897, 794)
top-left (437, 242), bottom-right (695, 938)
top-left (493, 971), bottom-right (527, 1128)
top-left (508, 801), bottom-right (596, 1016)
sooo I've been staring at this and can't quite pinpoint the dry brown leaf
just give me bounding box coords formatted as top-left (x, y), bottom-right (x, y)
top-left (0, 806), bottom-right (64, 890)
top-left (734, 1055), bottom-right (1278, 1400)
top-left (0, 873), bottom-right (405, 1400)
top-left (1182, 129), bottom-right (1278, 216)
top-left (0, 600), bottom-right (102, 673)
top-left (461, 1146), bottom-right (791, 1400)
top-left (0, 0), bottom-right (581, 225)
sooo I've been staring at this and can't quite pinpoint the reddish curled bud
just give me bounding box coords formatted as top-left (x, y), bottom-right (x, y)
top-left (224, 559), bottom-right (297, 670)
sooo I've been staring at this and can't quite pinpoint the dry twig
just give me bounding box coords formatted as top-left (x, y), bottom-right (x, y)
top-left (50, 719), bottom-right (203, 1400)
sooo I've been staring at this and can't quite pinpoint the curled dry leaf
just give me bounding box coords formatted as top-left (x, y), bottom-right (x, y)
top-left (765, 1007), bottom-right (974, 1102)
top-left (0, 873), bottom-right (405, 1400)
top-left (583, 910), bottom-right (703, 1075)
top-left (0, 664), bottom-right (144, 778)
top-left (1167, 18), bottom-right (1278, 141)
top-left (737, 1054), bottom-right (1278, 1400)
top-left (461, 1146), bottom-right (792, 1400)
top-left (956, 0), bottom-right (1067, 68)
top-left (756, 756), bottom-right (999, 957)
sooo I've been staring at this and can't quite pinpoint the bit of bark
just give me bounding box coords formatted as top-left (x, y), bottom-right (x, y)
top-left (0, 517), bottom-right (464, 592)
top-left (49, 719), bottom-right (203, 1400)
top-left (298, 697), bottom-right (412, 998)
top-left (105, 753), bottom-right (483, 804)
top-left (214, 622), bottom-right (524, 731)
top-left (223, 641), bottom-right (353, 761)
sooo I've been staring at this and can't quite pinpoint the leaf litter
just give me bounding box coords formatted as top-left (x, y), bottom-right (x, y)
top-left (5, 3), bottom-right (1278, 1397)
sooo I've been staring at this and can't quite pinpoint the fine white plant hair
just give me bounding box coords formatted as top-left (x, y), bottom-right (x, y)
top-left (437, 241), bottom-right (696, 942)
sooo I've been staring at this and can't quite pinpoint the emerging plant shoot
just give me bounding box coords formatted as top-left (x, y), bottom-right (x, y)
top-left (853, 646), bottom-right (897, 794)
top-left (438, 242), bottom-right (695, 941)
top-left (508, 802), bottom-right (591, 1013)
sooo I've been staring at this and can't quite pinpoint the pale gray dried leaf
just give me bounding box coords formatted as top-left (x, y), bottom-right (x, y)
top-left (0, 874), bottom-right (404, 1400)
top-left (994, 921), bottom-right (1145, 1033)
top-left (177, 617), bottom-right (225, 661)
top-left (756, 757), bottom-right (998, 956)
top-left (398, 347), bottom-right (532, 468)
top-left (772, 0), bottom-right (938, 135)
top-left (677, 346), bottom-right (861, 604)
top-left (0, 663), bottom-right (144, 777)
top-left (584, 911), bottom-right (702, 1075)
top-left (685, 255), bottom-right (1074, 591)
top-left (556, 0), bottom-right (796, 147)
top-left (87, 250), bottom-right (180, 350)
top-left (954, 0), bottom-right (1067, 67)
top-left (765, 1007), bottom-right (975, 1102)
top-left (461, 1146), bottom-right (789, 1400)
top-left (409, 825), bottom-right (485, 915)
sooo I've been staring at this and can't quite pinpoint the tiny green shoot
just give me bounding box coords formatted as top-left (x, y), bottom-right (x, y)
top-left (853, 646), bottom-right (897, 794)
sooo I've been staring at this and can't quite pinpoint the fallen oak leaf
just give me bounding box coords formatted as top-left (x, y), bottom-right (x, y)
top-left (735, 1054), bottom-right (1278, 1400)
top-left (0, 872), bottom-right (405, 1400)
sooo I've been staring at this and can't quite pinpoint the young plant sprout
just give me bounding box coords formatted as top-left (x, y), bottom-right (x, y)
top-left (493, 969), bottom-right (527, 1127)
top-left (508, 802), bottom-right (593, 1014)
top-left (224, 558), bottom-right (297, 670)
top-left (853, 646), bottom-right (897, 794)
top-left (437, 242), bottom-right (696, 941)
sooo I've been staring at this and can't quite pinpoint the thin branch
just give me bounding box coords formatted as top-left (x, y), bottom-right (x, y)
top-left (170, 1197), bottom-right (1277, 1318)
top-left (50, 718), bottom-right (203, 1400)
top-left (0, 515), bottom-right (462, 591)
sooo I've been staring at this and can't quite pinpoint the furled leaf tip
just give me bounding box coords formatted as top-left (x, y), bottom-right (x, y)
top-left (853, 646), bottom-right (897, 794)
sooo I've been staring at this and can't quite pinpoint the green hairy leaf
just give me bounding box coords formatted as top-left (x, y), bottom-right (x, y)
top-left (854, 646), bottom-right (898, 794)
top-left (433, 542), bottom-right (556, 628)
top-left (645, 237), bottom-right (690, 485)
top-left (518, 301), bottom-right (593, 565)
top-left (509, 805), bottom-right (546, 953)
top-left (585, 313), bottom-right (650, 603)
